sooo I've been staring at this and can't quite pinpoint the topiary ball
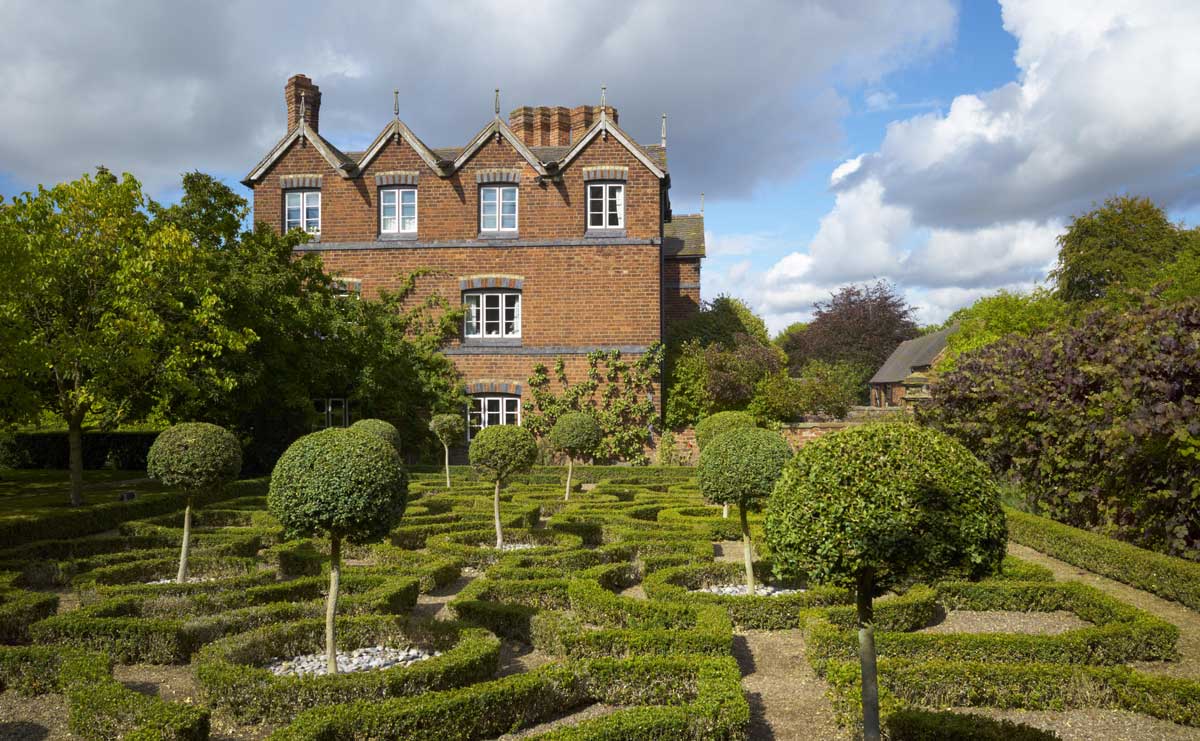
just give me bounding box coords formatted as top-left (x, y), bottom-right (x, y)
top-left (469, 425), bottom-right (538, 483)
top-left (147, 422), bottom-right (242, 492)
top-left (764, 422), bottom-right (1007, 591)
top-left (429, 414), bottom-right (466, 445)
top-left (695, 411), bottom-right (756, 451)
top-left (698, 427), bottom-right (792, 509)
top-left (349, 418), bottom-right (402, 454)
top-left (547, 412), bottom-right (602, 458)
top-left (268, 428), bottom-right (407, 543)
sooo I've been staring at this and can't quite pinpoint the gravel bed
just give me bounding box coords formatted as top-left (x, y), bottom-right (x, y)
top-left (920, 609), bottom-right (1090, 635)
top-left (266, 645), bottom-right (438, 676)
top-left (484, 542), bottom-right (538, 552)
top-left (145, 576), bottom-right (217, 585)
top-left (695, 584), bottom-right (804, 597)
top-left (0, 690), bottom-right (72, 740)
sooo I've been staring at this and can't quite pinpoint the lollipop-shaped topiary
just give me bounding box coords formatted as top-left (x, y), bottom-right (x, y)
top-left (349, 418), bottom-right (403, 455)
top-left (695, 411), bottom-right (758, 518)
top-left (469, 425), bottom-right (537, 548)
top-left (547, 412), bottom-right (602, 501)
top-left (429, 414), bottom-right (466, 490)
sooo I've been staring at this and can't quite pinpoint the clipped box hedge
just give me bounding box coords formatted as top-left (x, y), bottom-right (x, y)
top-left (426, 528), bottom-right (584, 569)
top-left (0, 586), bottom-right (59, 643)
top-left (1007, 507), bottom-right (1200, 611)
top-left (195, 615), bottom-right (500, 724)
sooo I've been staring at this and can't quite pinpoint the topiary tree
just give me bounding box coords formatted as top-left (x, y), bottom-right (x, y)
top-left (764, 423), bottom-right (1006, 741)
top-left (429, 414), bottom-right (465, 490)
top-left (268, 428), bottom-right (407, 674)
top-left (547, 412), bottom-right (602, 501)
top-left (469, 425), bottom-right (537, 548)
top-left (349, 418), bottom-right (402, 455)
top-left (698, 427), bottom-right (792, 595)
top-left (695, 411), bottom-right (757, 517)
top-left (146, 422), bottom-right (242, 584)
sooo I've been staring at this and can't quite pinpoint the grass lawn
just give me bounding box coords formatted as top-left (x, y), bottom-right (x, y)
top-left (0, 469), bottom-right (166, 518)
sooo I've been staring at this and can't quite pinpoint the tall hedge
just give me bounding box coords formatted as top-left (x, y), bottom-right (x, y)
top-left (921, 298), bottom-right (1200, 560)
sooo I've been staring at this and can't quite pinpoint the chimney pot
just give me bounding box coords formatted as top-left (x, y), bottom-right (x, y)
top-left (285, 74), bottom-right (321, 133)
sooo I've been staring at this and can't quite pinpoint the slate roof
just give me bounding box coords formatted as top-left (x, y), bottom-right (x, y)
top-left (869, 325), bottom-right (958, 384)
top-left (663, 214), bottom-right (705, 258)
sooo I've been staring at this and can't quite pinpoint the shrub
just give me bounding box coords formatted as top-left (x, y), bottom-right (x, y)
top-left (268, 428), bottom-right (407, 674)
top-left (349, 418), bottom-right (403, 454)
top-left (698, 427), bottom-right (791, 594)
top-left (469, 425), bottom-right (537, 548)
top-left (145, 422), bottom-right (242, 584)
top-left (548, 412), bottom-right (602, 501)
top-left (747, 371), bottom-right (804, 423)
top-left (694, 411), bottom-right (755, 451)
top-left (429, 414), bottom-right (465, 489)
top-left (764, 422), bottom-right (1007, 740)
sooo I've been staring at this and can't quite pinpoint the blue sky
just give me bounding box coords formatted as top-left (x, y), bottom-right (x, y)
top-left (3, 1), bottom-right (1199, 332)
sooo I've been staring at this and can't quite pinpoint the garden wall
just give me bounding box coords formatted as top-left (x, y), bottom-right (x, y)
top-left (661, 421), bottom-right (859, 465)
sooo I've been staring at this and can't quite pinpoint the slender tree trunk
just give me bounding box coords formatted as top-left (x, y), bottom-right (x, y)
top-left (67, 413), bottom-right (84, 507)
top-left (857, 568), bottom-right (880, 741)
top-left (564, 458), bottom-right (573, 501)
top-left (443, 443), bottom-right (451, 490)
top-left (493, 479), bottom-right (503, 548)
top-left (722, 503), bottom-right (729, 519)
top-left (326, 535), bottom-right (341, 675)
top-left (740, 503), bottom-right (755, 595)
top-left (176, 496), bottom-right (192, 583)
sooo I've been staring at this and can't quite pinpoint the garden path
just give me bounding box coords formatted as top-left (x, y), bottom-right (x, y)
top-left (1008, 542), bottom-right (1200, 679)
top-left (411, 574), bottom-right (475, 621)
top-left (733, 630), bottom-right (847, 741)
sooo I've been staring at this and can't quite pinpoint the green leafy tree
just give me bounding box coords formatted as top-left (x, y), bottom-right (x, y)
top-left (468, 425), bottom-right (537, 547)
top-left (268, 428), bottom-right (407, 674)
top-left (429, 414), bottom-right (466, 489)
top-left (349, 419), bottom-right (403, 455)
top-left (748, 372), bottom-right (804, 424)
top-left (937, 289), bottom-right (1064, 372)
top-left (1050, 195), bottom-right (1197, 304)
top-left (666, 295), bottom-right (770, 348)
top-left (698, 427), bottom-right (792, 594)
top-left (0, 170), bottom-right (252, 505)
top-left (765, 423), bottom-right (1006, 741)
top-left (146, 423), bottom-right (242, 582)
top-left (772, 321), bottom-right (807, 349)
top-left (704, 333), bottom-right (786, 412)
top-left (664, 340), bottom-right (712, 429)
top-left (548, 412), bottom-right (602, 500)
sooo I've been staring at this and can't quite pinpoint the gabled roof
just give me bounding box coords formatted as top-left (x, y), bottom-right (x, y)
top-left (449, 118), bottom-right (549, 176)
top-left (664, 214), bottom-right (705, 258)
top-left (869, 325), bottom-right (958, 384)
top-left (242, 121), bottom-right (357, 186)
top-left (556, 113), bottom-right (667, 179)
top-left (355, 118), bottom-right (449, 174)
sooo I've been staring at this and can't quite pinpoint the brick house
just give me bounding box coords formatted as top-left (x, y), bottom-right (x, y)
top-left (243, 75), bottom-right (704, 439)
top-left (868, 324), bottom-right (957, 407)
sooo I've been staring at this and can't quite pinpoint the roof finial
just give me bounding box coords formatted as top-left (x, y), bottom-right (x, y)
top-left (600, 84), bottom-right (607, 109)
top-left (700, 192), bottom-right (705, 215)
top-left (661, 113), bottom-right (667, 148)
top-left (494, 88), bottom-right (500, 117)
top-left (298, 92), bottom-right (307, 145)
top-left (393, 89), bottom-right (399, 118)
top-left (600, 85), bottom-right (608, 140)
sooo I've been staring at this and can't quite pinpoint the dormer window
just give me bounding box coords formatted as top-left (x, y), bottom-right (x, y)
top-left (285, 190), bottom-right (320, 234)
top-left (481, 186), bottom-right (518, 232)
top-left (380, 188), bottom-right (417, 234)
top-left (588, 183), bottom-right (624, 229)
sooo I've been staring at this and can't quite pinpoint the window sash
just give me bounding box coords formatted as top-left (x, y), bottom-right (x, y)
top-left (286, 190), bottom-right (320, 233)
top-left (587, 183), bottom-right (623, 229)
top-left (467, 395), bottom-right (521, 439)
top-left (464, 291), bottom-right (520, 338)
top-left (481, 186), bottom-right (518, 232)
top-left (380, 188), bottom-right (417, 233)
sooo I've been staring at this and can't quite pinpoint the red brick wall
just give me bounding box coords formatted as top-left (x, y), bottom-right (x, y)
top-left (659, 421), bottom-right (859, 465)
top-left (664, 258), bottom-right (701, 330)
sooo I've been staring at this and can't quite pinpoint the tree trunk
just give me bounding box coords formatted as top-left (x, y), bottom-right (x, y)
top-left (722, 503), bottom-right (729, 519)
top-left (67, 414), bottom-right (84, 507)
top-left (176, 496), bottom-right (192, 583)
top-left (857, 568), bottom-right (880, 741)
top-left (740, 503), bottom-right (755, 595)
top-left (326, 535), bottom-right (341, 675)
top-left (443, 443), bottom-right (451, 490)
top-left (493, 479), bottom-right (503, 548)
top-left (564, 458), bottom-right (573, 501)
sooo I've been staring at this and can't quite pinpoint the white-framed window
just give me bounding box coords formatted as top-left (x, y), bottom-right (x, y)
top-left (464, 291), bottom-right (521, 339)
top-left (467, 396), bottom-right (520, 439)
top-left (380, 188), bottom-right (417, 233)
top-left (312, 398), bottom-right (348, 429)
top-left (285, 190), bottom-right (321, 234)
top-left (480, 186), bottom-right (518, 232)
top-left (587, 182), bottom-right (624, 229)
top-left (332, 278), bottom-right (362, 298)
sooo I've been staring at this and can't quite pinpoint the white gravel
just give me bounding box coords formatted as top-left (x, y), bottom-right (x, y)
top-left (266, 645), bottom-right (439, 676)
top-left (695, 584), bottom-right (806, 597)
top-left (145, 576), bottom-right (217, 585)
top-left (485, 542), bottom-right (538, 551)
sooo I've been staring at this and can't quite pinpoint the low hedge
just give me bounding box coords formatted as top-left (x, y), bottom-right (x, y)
top-left (0, 645), bottom-right (208, 739)
top-left (883, 709), bottom-right (1056, 741)
top-left (803, 581), bottom-right (1178, 668)
top-left (448, 577), bottom-right (574, 641)
top-left (272, 655), bottom-right (747, 740)
top-left (195, 615), bottom-right (500, 724)
top-left (643, 561), bottom-right (851, 629)
top-left (74, 554), bottom-right (259, 588)
top-left (657, 506), bottom-right (752, 541)
top-left (426, 528), bottom-right (584, 569)
top-left (1007, 507), bottom-right (1200, 611)
top-left (390, 505), bottom-right (539, 549)
top-left (0, 477), bottom-right (268, 548)
top-left (0, 587), bottom-right (59, 643)
top-left (806, 584), bottom-right (939, 633)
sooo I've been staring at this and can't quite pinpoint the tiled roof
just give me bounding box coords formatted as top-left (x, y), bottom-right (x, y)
top-left (869, 325), bottom-right (958, 384)
top-left (663, 214), bottom-right (705, 258)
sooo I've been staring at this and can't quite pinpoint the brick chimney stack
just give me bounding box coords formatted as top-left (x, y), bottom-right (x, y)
top-left (285, 74), bottom-right (321, 133)
top-left (509, 104), bottom-right (617, 147)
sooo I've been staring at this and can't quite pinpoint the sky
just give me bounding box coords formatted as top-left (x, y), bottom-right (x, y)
top-left (3, 0), bottom-right (1199, 333)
